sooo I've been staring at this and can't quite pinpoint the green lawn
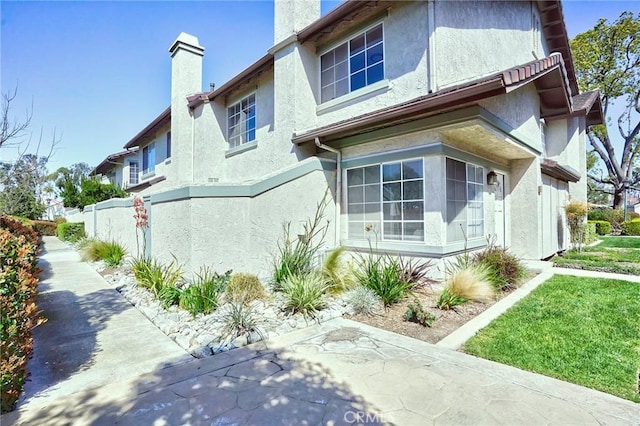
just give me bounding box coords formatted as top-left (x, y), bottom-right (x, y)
top-left (463, 275), bottom-right (640, 402)
top-left (552, 236), bottom-right (640, 275)
top-left (597, 236), bottom-right (640, 249)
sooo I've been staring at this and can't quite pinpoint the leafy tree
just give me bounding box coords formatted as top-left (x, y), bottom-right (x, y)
top-left (0, 186), bottom-right (45, 219)
top-left (1, 86), bottom-right (61, 218)
top-left (52, 163), bottom-right (92, 208)
top-left (571, 11), bottom-right (640, 208)
top-left (586, 151), bottom-right (610, 205)
top-left (76, 177), bottom-right (127, 209)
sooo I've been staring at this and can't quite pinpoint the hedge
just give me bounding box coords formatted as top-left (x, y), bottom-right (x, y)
top-left (0, 216), bottom-right (44, 413)
top-left (621, 219), bottom-right (640, 236)
top-left (588, 220), bottom-right (611, 236)
top-left (584, 221), bottom-right (597, 245)
top-left (32, 220), bottom-right (57, 236)
top-left (57, 222), bottom-right (86, 242)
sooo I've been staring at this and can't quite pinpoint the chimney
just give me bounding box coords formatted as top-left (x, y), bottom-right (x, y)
top-left (274, 0), bottom-right (320, 45)
top-left (168, 33), bottom-right (204, 184)
top-left (169, 32), bottom-right (204, 99)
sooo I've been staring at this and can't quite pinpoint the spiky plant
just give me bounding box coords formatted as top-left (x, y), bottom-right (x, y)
top-left (321, 246), bottom-right (357, 294)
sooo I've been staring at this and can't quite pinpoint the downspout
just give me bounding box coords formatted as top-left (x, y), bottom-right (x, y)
top-left (314, 137), bottom-right (341, 247)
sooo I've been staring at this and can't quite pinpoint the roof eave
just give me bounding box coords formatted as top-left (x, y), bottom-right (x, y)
top-left (123, 107), bottom-right (171, 149)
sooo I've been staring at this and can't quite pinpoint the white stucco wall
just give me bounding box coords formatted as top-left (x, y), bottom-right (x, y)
top-left (479, 85), bottom-right (543, 152)
top-left (435, 1), bottom-right (545, 89)
top-left (91, 201), bottom-right (139, 258)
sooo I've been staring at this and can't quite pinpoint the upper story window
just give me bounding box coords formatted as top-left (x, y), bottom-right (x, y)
top-left (347, 158), bottom-right (424, 242)
top-left (142, 142), bottom-right (155, 175)
top-left (227, 94), bottom-right (256, 149)
top-left (129, 161), bottom-right (139, 185)
top-left (446, 158), bottom-right (484, 242)
top-left (320, 23), bottom-right (384, 103)
top-left (166, 131), bottom-right (172, 159)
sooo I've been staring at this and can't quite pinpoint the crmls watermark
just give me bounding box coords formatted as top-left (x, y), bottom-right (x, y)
top-left (343, 410), bottom-right (388, 424)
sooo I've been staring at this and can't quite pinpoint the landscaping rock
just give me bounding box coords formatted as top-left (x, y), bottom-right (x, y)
top-left (90, 261), bottom-right (351, 359)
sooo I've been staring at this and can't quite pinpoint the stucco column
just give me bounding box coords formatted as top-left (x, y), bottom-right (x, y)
top-left (509, 158), bottom-right (543, 259)
top-left (169, 33), bottom-right (204, 186)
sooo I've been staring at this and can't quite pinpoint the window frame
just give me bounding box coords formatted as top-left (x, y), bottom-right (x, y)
top-left (142, 142), bottom-right (156, 175)
top-left (166, 131), bottom-right (171, 159)
top-left (319, 22), bottom-right (385, 104)
top-left (346, 157), bottom-right (425, 243)
top-left (129, 160), bottom-right (139, 185)
top-left (445, 157), bottom-right (485, 242)
top-left (227, 93), bottom-right (256, 149)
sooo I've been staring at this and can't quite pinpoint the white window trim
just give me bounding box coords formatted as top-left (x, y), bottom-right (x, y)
top-left (318, 20), bottom-right (386, 106)
top-left (445, 157), bottom-right (485, 243)
top-left (346, 157), bottom-right (426, 244)
top-left (316, 79), bottom-right (390, 115)
top-left (142, 142), bottom-right (156, 176)
top-left (226, 92), bottom-right (257, 149)
top-left (128, 160), bottom-right (139, 185)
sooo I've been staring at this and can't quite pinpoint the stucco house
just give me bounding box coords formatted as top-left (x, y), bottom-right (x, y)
top-left (83, 0), bottom-right (602, 276)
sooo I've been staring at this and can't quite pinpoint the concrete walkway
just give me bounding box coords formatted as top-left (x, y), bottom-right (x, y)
top-left (8, 237), bottom-right (192, 411)
top-left (2, 238), bottom-right (639, 425)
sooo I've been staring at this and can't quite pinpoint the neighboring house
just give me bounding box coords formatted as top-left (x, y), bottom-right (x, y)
top-left (85, 0), bottom-right (603, 276)
top-left (92, 148), bottom-right (139, 190)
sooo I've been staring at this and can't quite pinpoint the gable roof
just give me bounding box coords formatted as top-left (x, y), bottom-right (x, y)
top-left (188, 54), bottom-right (273, 109)
top-left (293, 53), bottom-right (597, 145)
top-left (571, 90), bottom-right (604, 126)
top-left (123, 107), bottom-right (171, 149)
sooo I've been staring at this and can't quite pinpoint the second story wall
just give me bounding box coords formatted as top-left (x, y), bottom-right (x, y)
top-left (435, 1), bottom-right (549, 89)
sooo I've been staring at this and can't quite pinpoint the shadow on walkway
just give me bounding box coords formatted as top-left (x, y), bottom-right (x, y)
top-left (8, 342), bottom-right (383, 425)
top-left (20, 257), bottom-right (130, 405)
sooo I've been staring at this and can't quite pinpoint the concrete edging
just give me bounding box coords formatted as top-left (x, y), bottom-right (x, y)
top-left (436, 271), bottom-right (554, 350)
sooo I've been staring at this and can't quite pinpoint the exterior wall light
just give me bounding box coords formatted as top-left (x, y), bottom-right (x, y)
top-left (487, 171), bottom-right (498, 186)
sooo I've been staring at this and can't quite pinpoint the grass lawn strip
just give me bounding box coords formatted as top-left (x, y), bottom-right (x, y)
top-left (597, 236), bottom-right (640, 249)
top-left (463, 275), bottom-right (640, 403)
top-left (552, 236), bottom-right (640, 275)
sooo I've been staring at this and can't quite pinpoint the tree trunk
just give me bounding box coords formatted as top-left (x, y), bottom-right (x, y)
top-left (613, 187), bottom-right (625, 209)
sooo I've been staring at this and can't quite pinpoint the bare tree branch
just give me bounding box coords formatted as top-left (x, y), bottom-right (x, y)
top-left (1, 86), bottom-right (33, 148)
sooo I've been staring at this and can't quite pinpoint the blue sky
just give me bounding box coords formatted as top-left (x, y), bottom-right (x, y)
top-left (1, 0), bottom-right (637, 172)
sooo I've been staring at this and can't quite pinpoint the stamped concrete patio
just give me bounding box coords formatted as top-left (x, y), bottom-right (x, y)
top-left (2, 237), bottom-right (638, 425)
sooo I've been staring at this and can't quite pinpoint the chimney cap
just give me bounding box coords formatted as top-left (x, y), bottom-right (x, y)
top-left (169, 32), bottom-right (204, 57)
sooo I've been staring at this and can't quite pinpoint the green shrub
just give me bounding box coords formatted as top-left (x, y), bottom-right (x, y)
top-left (53, 217), bottom-right (67, 225)
top-left (472, 242), bottom-right (527, 291)
top-left (57, 222), bottom-right (85, 242)
top-left (344, 286), bottom-right (382, 316)
top-left (621, 220), bottom-right (640, 236)
top-left (436, 287), bottom-right (468, 310)
top-left (273, 192), bottom-right (330, 288)
top-left (0, 217), bottom-right (45, 412)
top-left (226, 273), bottom-right (266, 304)
top-left (589, 220), bottom-right (612, 236)
top-left (131, 257), bottom-right (184, 296)
top-left (220, 300), bottom-right (265, 343)
top-left (354, 253), bottom-right (413, 306)
top-left (178, 267), bottom-right (230, 316)
top-left (565, 202), bottom-right (588, 248)
top-left (31, 220), bottom-right (57, 236)
top-left (403, 299), bottom-right (436, 327)
top-left (584, 221), bottom-right (597, 244)
top-left (281, 273), bottom-right (328, 317)
top-left (80, 239), bottom-right (127, 267)
top-left (587, 208), bottom-right (624, 229)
